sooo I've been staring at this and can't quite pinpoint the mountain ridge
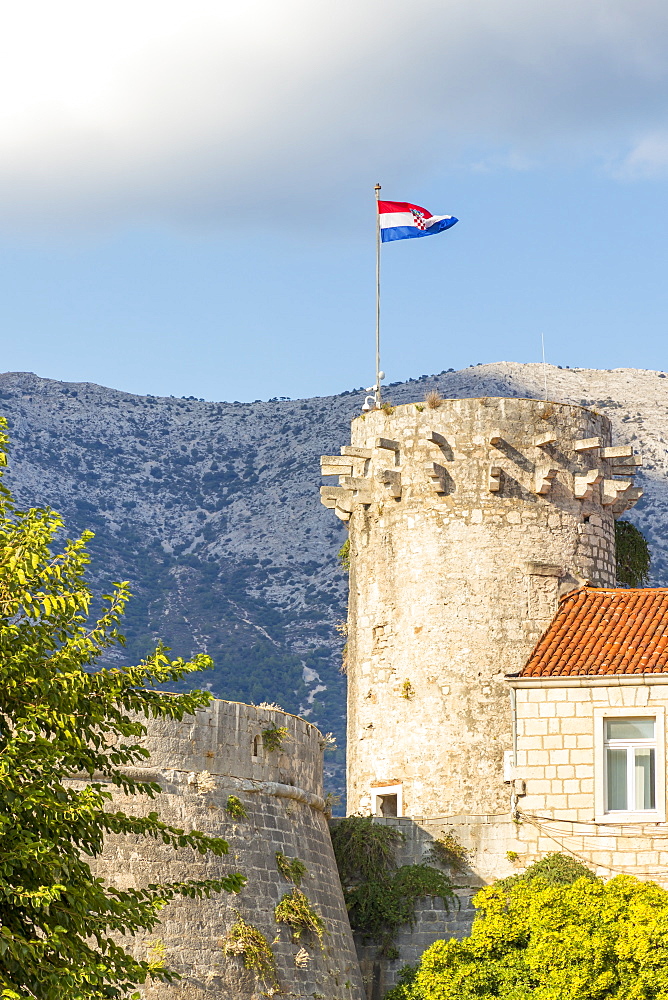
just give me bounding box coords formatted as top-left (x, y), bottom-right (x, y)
top-left (2, 362), bottom-right (668, 798)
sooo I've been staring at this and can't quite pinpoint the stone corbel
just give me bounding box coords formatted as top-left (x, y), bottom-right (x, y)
top-left (320, 486), bottom-right (353, 522)
top-left (320, 455), bottom-right (354, 477)
top-left (609, 465), bottom-right (642, 478)
top-left (611, 486), bottom-right (643, 515)
top-left (573, 468), bottom-right (603, 499)
top-left (320, 486), bottom-right (352, 510)
top-left (489, 466), bottom-right (502, 492)
top-left (339, 476), bottom-right (374, 502)
top-left (525, 562), bottom-right (564, 577)
top-left (574, 436), bottom-right (602, 453)
top-left (424, 462), bottom-right (447, 494)
top-left (374, 437), bottom-right (399, 452)
top-left (425, 428), bottom-right (448, 446)
top-left (376, 469), bottom-right (402, 498)
top-left (533, 466), bottom-right (559, 495)
top-left (599, 445), bottom-right (633, 460)
top-left (601, 478), bottom-right (633, 507)
top-left (533, 432), bottom-right (558, 447)
top-left (600, 444), bottom-right (641, 478)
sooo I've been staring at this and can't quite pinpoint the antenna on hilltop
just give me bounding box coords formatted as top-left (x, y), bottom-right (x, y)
top-left (541, 333), bottom-right (548, 402)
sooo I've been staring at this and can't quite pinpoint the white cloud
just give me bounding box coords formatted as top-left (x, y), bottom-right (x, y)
top-left (614, 133), bottom-right (668, 177)
top-left (1, 0), bottom-right (668, 230)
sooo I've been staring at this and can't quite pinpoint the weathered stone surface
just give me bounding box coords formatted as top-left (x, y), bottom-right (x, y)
top-left (330, 397), bottom-right (624, 821)
top-left (85, 700), bottom-right (364, 1000)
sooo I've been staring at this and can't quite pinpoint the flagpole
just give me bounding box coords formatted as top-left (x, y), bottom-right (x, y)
top-left (375, 183), bottom-right (382, 408)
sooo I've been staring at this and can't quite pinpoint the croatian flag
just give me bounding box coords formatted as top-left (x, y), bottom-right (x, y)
top-left (378, 200), bottom-right (458, 243)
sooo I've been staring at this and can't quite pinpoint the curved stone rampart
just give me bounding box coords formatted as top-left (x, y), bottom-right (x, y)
top-left (90, 700), bottom-right (364, 1000)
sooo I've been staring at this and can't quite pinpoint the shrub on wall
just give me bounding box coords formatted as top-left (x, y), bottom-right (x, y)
top-left (276, 851), bottom-right (308, 887)
top-left (224, 913), bottom-right (279, 990)
top-left (261, 725), bottom-right (289, 752)
top-left (331, 815), bottom-right (455, 957)
top-left (275, 888), bottom-right (325, 946)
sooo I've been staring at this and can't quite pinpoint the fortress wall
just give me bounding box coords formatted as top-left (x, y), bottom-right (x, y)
top-left (337, 398), bottom-right (624, 819)
top-left (89, 700), bottom-right (364, 1000)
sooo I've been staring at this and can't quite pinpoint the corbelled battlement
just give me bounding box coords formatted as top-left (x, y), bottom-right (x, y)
top-left (322, 397), bottom-right (641, 525)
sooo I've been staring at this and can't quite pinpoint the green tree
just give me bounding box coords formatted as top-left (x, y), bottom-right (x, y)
top-left (387, 866), bottom-right (668, 1000)
top-left (0, 418), bottom-right (244, 1000)
top-left (615, 519), bottom-right (651, 587)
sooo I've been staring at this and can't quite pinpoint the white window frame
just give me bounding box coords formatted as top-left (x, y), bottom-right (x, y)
top-left (371, 783), bottom-right (403, 818)
top-left (594, 706), bottom-right (665, 824)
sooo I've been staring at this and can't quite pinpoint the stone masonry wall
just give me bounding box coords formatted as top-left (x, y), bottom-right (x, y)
top-left (510, 679), bottom-right (668, 884)
top-left (325, 397), bottom-right (640, 820)
top-left (87, 700), bottom-right (364, 1000)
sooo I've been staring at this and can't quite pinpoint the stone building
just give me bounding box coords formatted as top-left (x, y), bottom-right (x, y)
top-left (509, 586), bottom-right (668, 879)
top-left (88, 699), bottom-right (364, 1000)
top-left (320, 394), bottom-right (650, 994)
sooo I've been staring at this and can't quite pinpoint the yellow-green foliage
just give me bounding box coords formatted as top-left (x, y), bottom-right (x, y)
top-left (0, 417), bottom-right (245, 999)
top-left (225, 795), bottom-right (248, 820)
top-left (146, 938), bottom-right (167, 973)
top-left (261, 725), bottom-right (289, 752)
top-left (386, 872), bottom-right (668, 999)
top-left (275, 888), bottom-right (325, 946)
top-left (276, 851), bottom-right (307, 886)
top-left (401, 679), bottom-right (415, 700)
top-left (224, 912), bottom-right (278, 988)
top-left (337, 537), bottom-right (350, 573)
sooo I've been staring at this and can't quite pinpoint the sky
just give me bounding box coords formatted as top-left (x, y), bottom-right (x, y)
top-left (2, 0), bottom-right (668, 401)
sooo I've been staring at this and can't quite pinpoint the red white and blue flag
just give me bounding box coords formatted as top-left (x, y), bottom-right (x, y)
top-left (378, 200), bottom-right (458, 243)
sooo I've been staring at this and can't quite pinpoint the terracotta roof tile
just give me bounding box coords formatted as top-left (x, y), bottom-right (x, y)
top-left (521, 588), bottom-right (668, 678)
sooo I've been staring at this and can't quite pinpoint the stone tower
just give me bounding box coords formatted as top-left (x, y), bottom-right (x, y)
top-left (320, 397), bottom-right (642, 820)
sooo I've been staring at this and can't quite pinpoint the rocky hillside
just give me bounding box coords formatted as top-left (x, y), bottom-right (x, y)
top-left (2, 363), bottom-right (668, 799)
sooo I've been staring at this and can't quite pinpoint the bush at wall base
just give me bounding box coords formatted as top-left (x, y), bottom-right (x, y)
top-left (385, 859), bottom-right (668, 999)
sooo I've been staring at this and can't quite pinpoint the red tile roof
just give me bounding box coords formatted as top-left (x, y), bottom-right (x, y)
top-left (520, 588), bottom-right (668, 678)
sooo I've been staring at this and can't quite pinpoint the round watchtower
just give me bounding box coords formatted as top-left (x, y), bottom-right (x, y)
top-left (320, 397), bottom-right (642, 819)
